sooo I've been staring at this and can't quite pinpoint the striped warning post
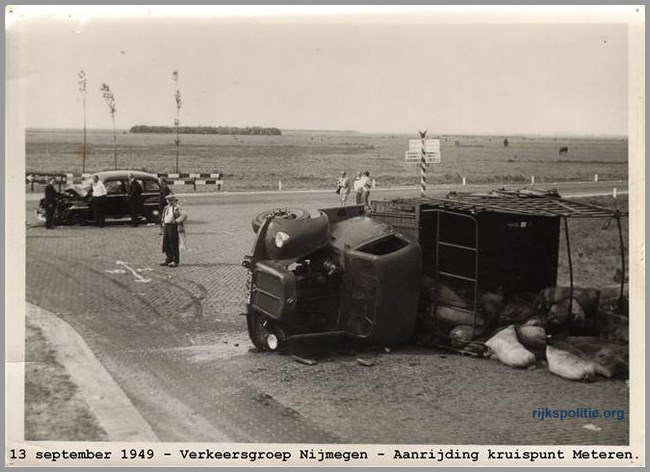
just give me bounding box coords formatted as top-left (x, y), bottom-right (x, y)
top-left (419, 130), bottom-right (427, 197)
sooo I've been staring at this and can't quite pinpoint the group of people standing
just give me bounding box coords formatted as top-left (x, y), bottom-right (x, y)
top-left (336, 171), bottom-right (372, 209)
top-left (44, 173), bottom-right (187, 268)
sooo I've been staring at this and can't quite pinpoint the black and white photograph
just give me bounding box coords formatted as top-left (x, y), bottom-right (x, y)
top-left (5, 5), bottom-right (645, 467)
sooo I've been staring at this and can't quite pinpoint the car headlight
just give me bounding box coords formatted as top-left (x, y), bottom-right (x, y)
top-left (274, 231), bottom-right (290, 248)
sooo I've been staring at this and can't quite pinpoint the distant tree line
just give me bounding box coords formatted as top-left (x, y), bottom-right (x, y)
top-left (130, 125), bottom-right (282, 136)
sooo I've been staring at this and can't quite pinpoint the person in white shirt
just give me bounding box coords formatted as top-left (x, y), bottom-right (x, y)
top-left (336, 171), bottom-right (351, 206)
top-left (352, 172), bottom-right (364, 205)
top-left (160, 194), bottom-right (187, 267)
top-left (361, 171), bottom-right (372, 210)
top-left (90, 175), bottom-right (108, 227)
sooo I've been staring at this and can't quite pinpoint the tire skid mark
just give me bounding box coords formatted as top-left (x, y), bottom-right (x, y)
top-left (28, 257), bottom-right (123, 307)
top-left (33, 252), bottom-right (182, 335)
top-left (171, 278), bottom-right (209, 318)
top-left (81, 260), bottom-right (211, 330)
top-left (83, 264), bottom-right (173, 324)
top-left (157, 279), bottom-right (205, 319)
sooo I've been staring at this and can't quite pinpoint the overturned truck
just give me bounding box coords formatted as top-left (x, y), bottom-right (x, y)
top-left (243, 205), bottom-right (422, 350)
top-left (243, 189), bottom-right (628, 366)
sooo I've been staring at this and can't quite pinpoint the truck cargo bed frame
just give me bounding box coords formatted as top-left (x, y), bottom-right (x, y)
top-left (371, 188), bottom-right (628, 340)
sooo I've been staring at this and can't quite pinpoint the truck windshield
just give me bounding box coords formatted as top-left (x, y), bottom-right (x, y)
top-left (357, 235), bottom-right (408, 255)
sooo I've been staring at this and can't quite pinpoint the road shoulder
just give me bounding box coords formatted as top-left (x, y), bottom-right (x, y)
top-left (26, 303), bottom-right (158, 441)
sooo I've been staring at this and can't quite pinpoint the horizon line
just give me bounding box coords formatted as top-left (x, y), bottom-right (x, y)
top-left (25, 127), bottom-right (629, 139)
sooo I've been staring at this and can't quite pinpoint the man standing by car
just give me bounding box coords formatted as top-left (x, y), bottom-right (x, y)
top-left (44, 177), bottom-right (57, 229)
top-left (91, 174), bottom-right (107, 227)
top-left (160, 194), bottom-right (187, 267)
top-left (127, 173), bottom-right (143, 227)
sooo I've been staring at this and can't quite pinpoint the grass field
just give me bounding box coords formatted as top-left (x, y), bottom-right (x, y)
top-left (26, 129), bottom-right (628, 191)
top-left (557, 196), bottom-right (629, 292)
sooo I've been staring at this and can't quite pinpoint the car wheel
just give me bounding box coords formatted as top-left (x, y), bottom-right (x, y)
top-left (144, 209), bottom-right (157, 224)
top-left (251, 208), bottom-right (310, 233)
top-left (246, 310), bottom-right (286, 351)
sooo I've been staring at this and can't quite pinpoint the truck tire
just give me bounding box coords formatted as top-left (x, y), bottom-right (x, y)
top-left (251, 208), bottom-right (310, 233)
top-left (246, 310), bottom-right (269, 351)
top-left (246, 310), bottom-right (287, 351)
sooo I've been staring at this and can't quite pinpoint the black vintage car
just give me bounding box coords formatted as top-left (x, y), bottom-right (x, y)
top-left (36, 170), bottom-right (162, 225)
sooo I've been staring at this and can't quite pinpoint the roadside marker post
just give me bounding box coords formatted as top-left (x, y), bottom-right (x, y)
top-left (462, 177), bottom-right (466, 186)
top-left (405, 132), bottom-right (440, 196)
top-left (594, 174), bottom-right (599, 182)
top-left (419, 130), bottom-right (427, 197)
top-left (531, 176), bottom-right (535, 185)
top-left (613, 187), bottom-right (617, 199)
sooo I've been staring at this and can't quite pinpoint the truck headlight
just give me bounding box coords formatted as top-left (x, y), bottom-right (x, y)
top-left (267, 333), bottom-right (279, 350)
top-left (274, 231), bottom-right (290, 248)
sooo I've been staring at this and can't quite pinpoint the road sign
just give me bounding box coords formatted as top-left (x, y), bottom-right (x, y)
top-left (405, 150), bottom-right (441, 163)
top-left (406, 139), bottom-right (441, 164)
top-left (409, 139), bottom-right (439, 153)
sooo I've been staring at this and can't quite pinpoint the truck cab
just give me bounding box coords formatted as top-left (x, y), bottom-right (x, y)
top-left (243, 205), bottom-right (422, 351)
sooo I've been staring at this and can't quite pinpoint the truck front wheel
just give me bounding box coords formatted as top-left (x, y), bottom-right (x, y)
top-left (246, 310), bottom-right (286, 351)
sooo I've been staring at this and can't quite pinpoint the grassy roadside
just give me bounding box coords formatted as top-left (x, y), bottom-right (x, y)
top-left (24, 320), bottom-right (107, 441)
top-left (557, 195), bottom-right (629, 291)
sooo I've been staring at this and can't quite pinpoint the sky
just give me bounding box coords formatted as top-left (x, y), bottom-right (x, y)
top-left (6, 6), bottom-right (639, 136)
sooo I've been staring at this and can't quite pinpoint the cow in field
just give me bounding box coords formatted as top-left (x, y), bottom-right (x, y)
top-left (559, 146), bottom-right (569, 155)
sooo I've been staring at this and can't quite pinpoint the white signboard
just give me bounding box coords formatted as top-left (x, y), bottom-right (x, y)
top-left (405, 139), bottom-right (441, 163)
top-left (408, 139), bottom-right (440, 153)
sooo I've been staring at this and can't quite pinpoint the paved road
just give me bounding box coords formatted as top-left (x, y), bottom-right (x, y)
top-left (24, 181), bottom-right (629, 444)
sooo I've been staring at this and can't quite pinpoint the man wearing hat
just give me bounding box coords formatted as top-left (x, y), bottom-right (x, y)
top-left (160, 194), bottom-right (187, 267)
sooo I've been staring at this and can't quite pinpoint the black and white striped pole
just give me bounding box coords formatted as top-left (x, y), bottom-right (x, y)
top-left (419, 130), bottom-right (427, 197)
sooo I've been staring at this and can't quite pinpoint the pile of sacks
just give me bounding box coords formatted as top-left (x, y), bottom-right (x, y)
top-left (484, 325), bottom-right (628, 382)
top-left (426, 282), bottom-right (629, 382)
